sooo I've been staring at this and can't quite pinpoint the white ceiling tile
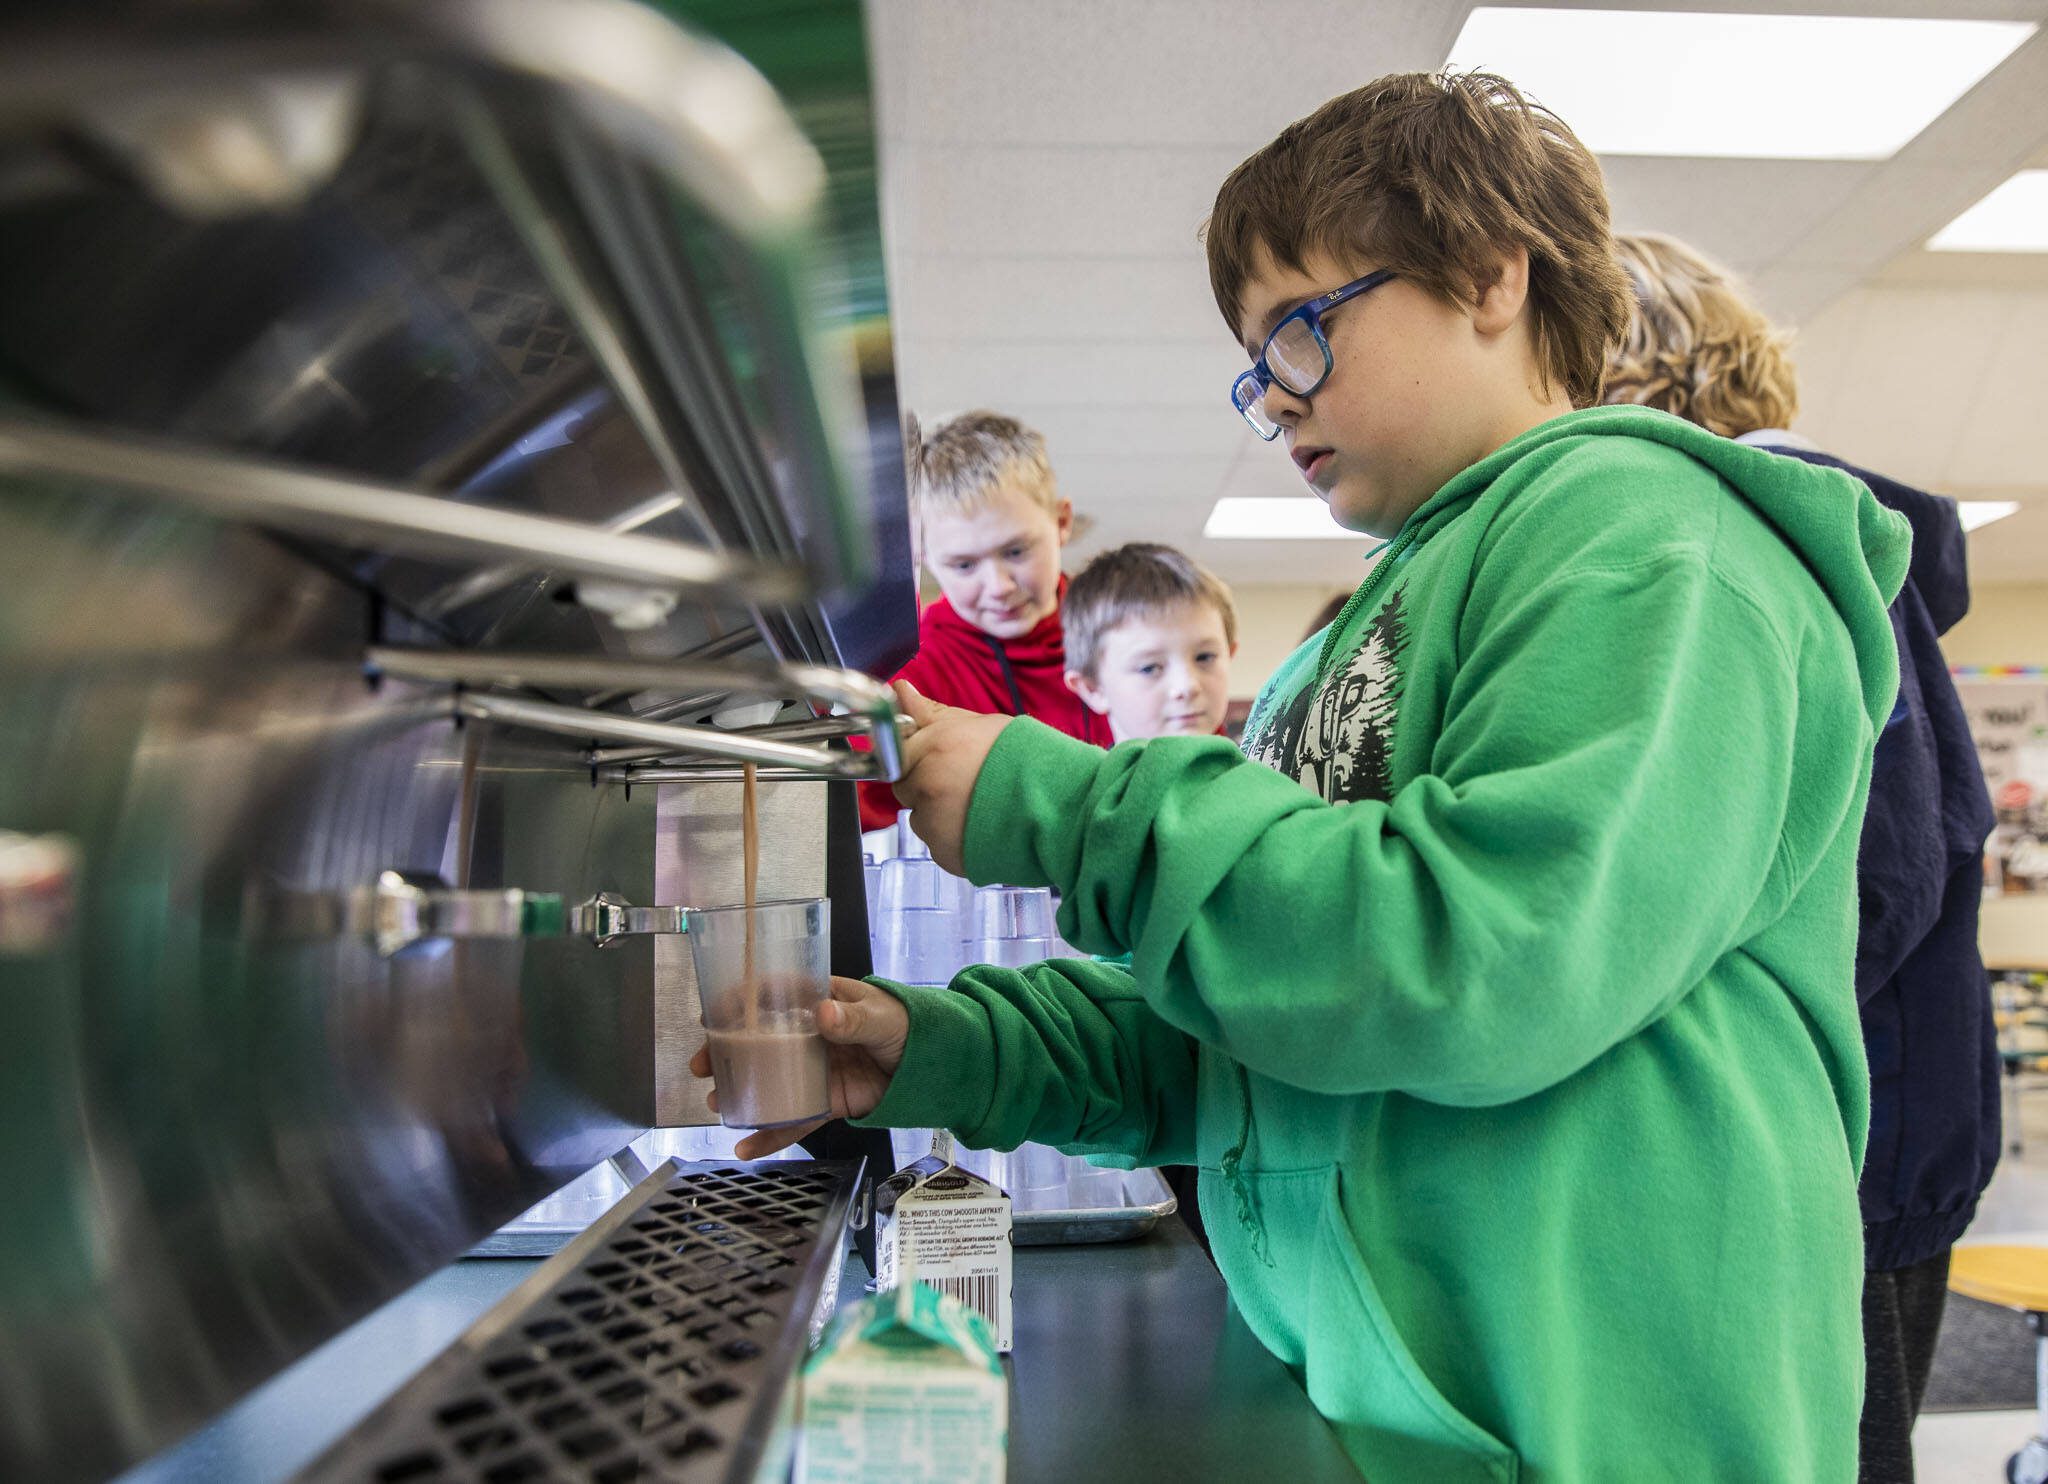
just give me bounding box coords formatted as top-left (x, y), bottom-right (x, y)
top-left (1781, 161), bottom-right (2048, 275)
top-left (1795, 287), bottom-right (2016, 488)
top-left (884, 0), bottom-right (1459, 148)
top-left (1745, 264), bottom-right (1868, 325)
top-left (1773, 288), bottom-right (1867, 427)
top-left (1942, 298), bottom-right (2048, 488)
top-left (1187, 538), bottom-right (1380, 587)
top-left (1602, 158), bottom-right (1872, 271)
top-left (890, 144), bottom-right (1246, 260)
top-left (1503, 2), bottom-right (2048, 20)
top-left (1217, 448), bottom-right (1320, 501)
top-left (896, 338), bottom-right (1246, 411)
top-left (1963, 504), bottom-right (2048, 583)
top-left (1045, 455), bottom-right (1238, 511)
top-left (889, 253), bottom-right (1225, 344)
top-left (994, 405), bottom-right (1249, 461)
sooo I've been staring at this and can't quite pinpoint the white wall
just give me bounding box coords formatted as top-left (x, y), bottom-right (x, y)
top-left (1227, 583), bottom-right (1352, 697)
top-left (1947, 584), bottom-right (2048, 668)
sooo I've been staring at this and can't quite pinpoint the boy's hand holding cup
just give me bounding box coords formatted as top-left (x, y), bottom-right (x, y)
top-left (689, 975), bottom-right (911, 1159)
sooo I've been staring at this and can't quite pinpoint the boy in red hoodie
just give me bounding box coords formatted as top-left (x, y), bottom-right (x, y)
top-left (859, 410), bottom-right (1110, 829)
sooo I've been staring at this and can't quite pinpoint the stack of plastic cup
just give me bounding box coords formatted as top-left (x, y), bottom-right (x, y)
top-left (861, 853), bottom-right (881, 939)
top-left (969, 884), bottom-right (1056, 969)
top-left (872, 810), bottom-right (975, 985)
top-left (872, 853), bottom-right (962, 985)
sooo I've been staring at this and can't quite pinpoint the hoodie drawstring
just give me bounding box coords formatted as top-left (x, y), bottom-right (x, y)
top-left (1218, 1062), bottom-right (1273, 1268)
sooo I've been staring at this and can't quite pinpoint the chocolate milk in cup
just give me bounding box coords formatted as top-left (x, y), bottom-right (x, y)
top-left (689, 897), bottom-right (832, 1128)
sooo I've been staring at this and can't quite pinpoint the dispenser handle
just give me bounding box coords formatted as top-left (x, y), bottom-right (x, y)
top-left (571, 892), bottom-right (689, 947)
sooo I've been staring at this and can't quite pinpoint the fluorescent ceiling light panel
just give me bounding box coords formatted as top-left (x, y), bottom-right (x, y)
top-left (1204, 498), bottom-right (1369, 540)
top-left (1959, 501), bottom-right (2020, 533)
top-left (1445, 9), bottom-right (2032, 160)
top-left (1929, 172), bottom-right (2048, 252)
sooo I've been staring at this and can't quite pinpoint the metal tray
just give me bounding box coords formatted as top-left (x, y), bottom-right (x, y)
top-left (479, 1152), bottom-right (1177, 1257)
top-left (1010, 1167), bottom-right (1177, 1247)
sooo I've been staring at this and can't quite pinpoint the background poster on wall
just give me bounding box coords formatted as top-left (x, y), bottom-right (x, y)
top-left (1956, 679), bottom-right (2048, 894)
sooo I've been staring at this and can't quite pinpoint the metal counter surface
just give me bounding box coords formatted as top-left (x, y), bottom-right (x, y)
top-left (121, 1216), bottom-right (1359, 1483)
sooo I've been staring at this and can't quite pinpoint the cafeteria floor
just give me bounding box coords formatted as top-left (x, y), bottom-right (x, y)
top-left (1915, 1091), bottom-right (2048, 1481)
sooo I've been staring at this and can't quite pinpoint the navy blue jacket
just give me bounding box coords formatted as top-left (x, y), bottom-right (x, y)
top-left (1766, 443), bottom-right (1998, 1269)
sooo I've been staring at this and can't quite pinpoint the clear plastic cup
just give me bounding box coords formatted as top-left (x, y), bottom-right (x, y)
top-left (973, 884), bottom-right (1054, 941)
top-left (688, 897), bottom-right (832, 1129)
top-left (1068, 1164), bottom-right (1128, 1208)
top-left (873, 855), bottom-right (967, 984)
top-left (969, 884), bottom-right (1056, 968)
top-left (1010, 1142), bottom-right (1069, 1195)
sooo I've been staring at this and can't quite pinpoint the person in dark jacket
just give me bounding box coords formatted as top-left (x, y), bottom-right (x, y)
top-left (1605, 231), bottom-right (1998, 1484)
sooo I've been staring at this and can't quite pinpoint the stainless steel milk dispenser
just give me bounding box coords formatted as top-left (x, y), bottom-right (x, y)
top-left (0, 3), bottom-right (913, 1478)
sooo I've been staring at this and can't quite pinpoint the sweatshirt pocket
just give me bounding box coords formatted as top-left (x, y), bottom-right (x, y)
top-left (1305, 1172), bottom-right (1519, 1484)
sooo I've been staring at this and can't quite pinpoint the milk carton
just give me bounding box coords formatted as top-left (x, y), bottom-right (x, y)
top-left (798, 1276), bottom-right (1007, 1484)
top-left (874, 1132), bottom-right (1014, 1351)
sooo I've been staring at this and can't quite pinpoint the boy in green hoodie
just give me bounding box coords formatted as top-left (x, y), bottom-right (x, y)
top-left (698, 72), bottom-right (1908, 1481)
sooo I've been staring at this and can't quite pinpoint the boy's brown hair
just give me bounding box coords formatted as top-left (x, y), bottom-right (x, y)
top-left (1063, 543), bottom-right (1238, 680)
top-left (904, 409), bottom-right (1059, 526)
top-left (1204, 71), bottom-right (1631, 410)
top-left (1603, 231), bottom-right (1800, 438)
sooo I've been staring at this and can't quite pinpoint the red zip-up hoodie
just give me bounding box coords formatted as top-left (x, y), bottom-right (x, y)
top-left (858, 580), bottom-right (1112, 830)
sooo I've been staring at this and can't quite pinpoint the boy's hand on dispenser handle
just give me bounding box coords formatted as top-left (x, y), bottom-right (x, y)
top-left (890, 679), bottom-right (1011, 876)
top-left (689, 976), bottom-right (910, 1160)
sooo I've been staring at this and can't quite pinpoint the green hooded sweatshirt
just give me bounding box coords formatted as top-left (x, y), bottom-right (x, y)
top-left (859, 405), bottom-right (1909, 1482)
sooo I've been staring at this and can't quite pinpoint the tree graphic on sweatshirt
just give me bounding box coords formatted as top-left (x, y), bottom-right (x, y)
top-left (1245, 584), bottom-right (1411, 804)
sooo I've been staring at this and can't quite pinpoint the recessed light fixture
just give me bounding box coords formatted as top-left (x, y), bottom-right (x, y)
top-left (1929, 171), bottom-right (2048, 253)
top-left (1959, 501), bottom-right (2021, 533)
top-left (1203, 498), bottom-right (1369, 540)
top-left (1445, 8), bottom-right (2033, 160)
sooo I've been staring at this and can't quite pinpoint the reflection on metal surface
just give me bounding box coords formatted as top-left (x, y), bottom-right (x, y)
top-left (0, 414), bottom-right (797, 602)
top-left (0, 830), bottom-right (77, 955)
top-left (81, 72), bottom-right (368, 216)
top-left (252, 871), bottom-right (570, 957)
top-left (421, 0), bottom-right (828, 239)
top-left (0, 516), bottom-right (657, 1481)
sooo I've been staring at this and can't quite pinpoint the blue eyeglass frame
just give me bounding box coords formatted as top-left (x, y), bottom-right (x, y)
top-left (1230, 267), bottom-right (1398, 439)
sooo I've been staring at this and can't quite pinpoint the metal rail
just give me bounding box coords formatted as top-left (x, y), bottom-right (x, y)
top-left (367, 645), bottom-right (907, 781)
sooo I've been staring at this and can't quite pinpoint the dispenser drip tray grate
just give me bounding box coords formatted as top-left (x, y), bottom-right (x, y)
top-left (298, 1160), bottom-right (861, 1484)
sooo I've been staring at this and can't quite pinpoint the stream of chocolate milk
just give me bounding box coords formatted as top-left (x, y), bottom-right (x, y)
top-left (742, 760), bottom-right (758, 1031)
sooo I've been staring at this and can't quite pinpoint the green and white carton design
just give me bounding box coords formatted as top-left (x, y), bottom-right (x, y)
top-left (873, 1131), bottom-right (1014, 1351)
top-left (797, 1267), bottom-right (1008, 1484)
